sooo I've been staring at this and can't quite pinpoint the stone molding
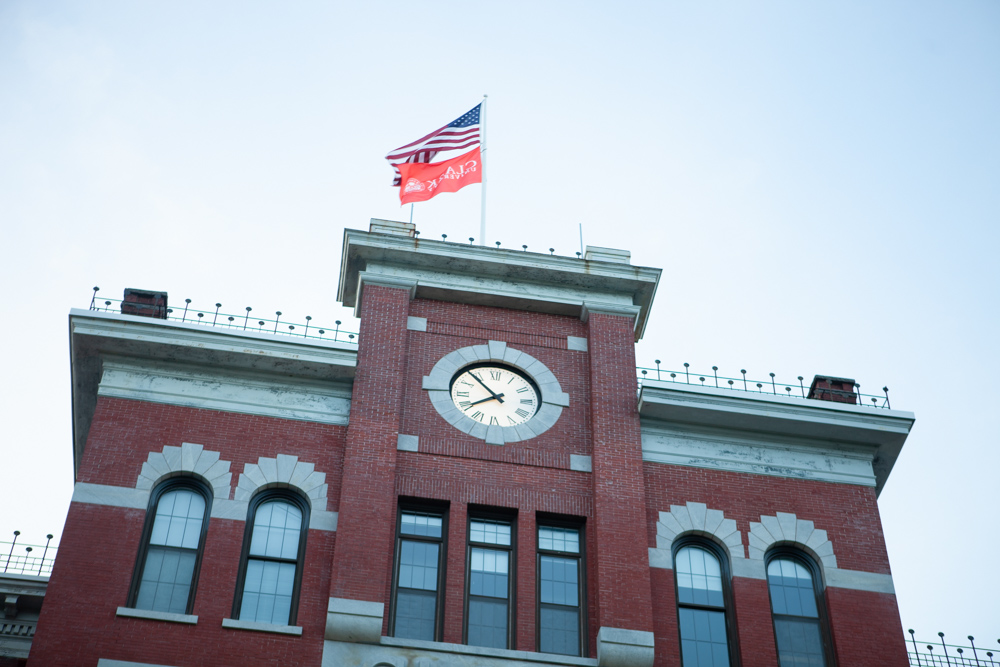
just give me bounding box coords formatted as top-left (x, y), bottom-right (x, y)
top-left (422, 340), bottom-right (569, 445)
top-left (354, 271), bottom-right (418, 316)
top-left (567, 336), bottom-right (588, 352)
top-left (324, 635), bottom-right (599, 666)
top-left (748, 512), bottom-right (837, 569)
top-left (325, 597), bottom-right (384, 644)
top-left (596, 627), bottom-right (655, 667)
top-left (580, 302), bottom-right (641, 323)
top-left (397, 434), bottom-right (419, 452)
top-left (135, 442), bottom-right (232, 500)
top-left (235, 454), bottom-right (329, 511)
top-left (221, 617), bottom-right (302, 635)
top-left (569, 454), bottom-right (592, 472)
top-left (115, 606), bottom-right (197, 624)
top-left (648, 501), bottom-right (744, 567)
top-left (98, 660), bottom-right (182, 667)
top-left (406, 316), bottom-right (428, 331)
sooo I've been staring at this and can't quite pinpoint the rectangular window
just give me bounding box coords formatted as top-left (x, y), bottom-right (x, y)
top-left (391, 508), bottom-right (446, 641)
top-left (537, 523), bottom-right (586, 657)
top-left (466, 516), bottom-right (514, 649)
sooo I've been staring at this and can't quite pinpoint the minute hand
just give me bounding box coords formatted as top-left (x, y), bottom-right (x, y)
top-left (469, 373), bottom-right (505, 403)
top-left (468, 393), bottom-right (505, 407)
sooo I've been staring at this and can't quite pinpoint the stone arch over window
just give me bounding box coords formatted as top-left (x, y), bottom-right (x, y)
top-left (748, 512), bottom-right (837, 570)
top-left (136, 442), bottom-right (232, 500)
top-left (655, 501), bottom-right (744, 562)
top-left (235, 454), bottom-right (329, 511)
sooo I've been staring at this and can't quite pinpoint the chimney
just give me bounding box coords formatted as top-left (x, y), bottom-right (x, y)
top-left (807, 375), bottom-right (857, 404)
top-left (121, 288), bottom-right (168, 319)
top-left (369, 218), bottom-right (416, 237)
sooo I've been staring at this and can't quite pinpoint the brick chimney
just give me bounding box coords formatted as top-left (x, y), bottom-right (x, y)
top-left (807, 375), bottom-right (857, 404)
top-left (121, 288), bottom-right (168, 319)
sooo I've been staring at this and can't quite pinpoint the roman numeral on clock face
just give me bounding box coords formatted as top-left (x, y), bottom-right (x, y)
top-left (489, 370), bottom-right (501, 380)
top-left (472, 411), bottom-right (484, 422)
top-left (520, 399), bottom-right (533, 405)
top-left (515, 408), bottom-right (530, 418)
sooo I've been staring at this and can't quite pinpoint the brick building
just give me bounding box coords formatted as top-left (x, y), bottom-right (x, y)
top-left (27, 219), bottom-right (915, 667)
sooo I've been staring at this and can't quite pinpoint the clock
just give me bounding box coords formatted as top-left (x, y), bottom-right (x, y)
top-left (450, 364), bottom-right (539, 427)
top-left (422, 341), bottom-right (570, 445)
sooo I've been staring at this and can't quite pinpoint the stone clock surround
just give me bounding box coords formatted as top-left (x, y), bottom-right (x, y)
top-left (422, 340), bottom-right (570, 445)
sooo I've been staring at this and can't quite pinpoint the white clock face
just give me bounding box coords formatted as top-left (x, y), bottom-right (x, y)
top-left (450, 365), bottom-right (539, 427)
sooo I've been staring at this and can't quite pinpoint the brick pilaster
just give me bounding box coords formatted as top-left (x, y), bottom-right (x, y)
top-left (329, 283), bottom-right (412, 609)
top-left (586, 312), bottom-right (654, 633)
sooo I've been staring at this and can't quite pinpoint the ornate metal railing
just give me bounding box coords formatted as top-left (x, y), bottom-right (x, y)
top-left (1, 533), bottom-right (56, 578)
top-left (636, 361), bottom-right (892, 409)
top-left (908, 631), bottom-right (1000, 666)
top-left (88, 288), bottom-right (359, 345)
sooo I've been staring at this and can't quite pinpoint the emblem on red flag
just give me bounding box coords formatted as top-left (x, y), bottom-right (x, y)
top-left (398, 147), bottom-right (482, 205)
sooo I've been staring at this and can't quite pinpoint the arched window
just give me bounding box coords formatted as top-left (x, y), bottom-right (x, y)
top-left (673, 540), bottom-right (738, 667)
top-left (233, 491), bottom-right (309, 626)
top-left (128, 479), bottom-right (212, 615)
top-left (766, 552), bottom-right (833, 667)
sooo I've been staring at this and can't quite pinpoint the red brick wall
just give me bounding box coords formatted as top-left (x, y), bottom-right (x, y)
top-left (76, 398), bottom-right (347, 508)
top-left (827, 587), bottom-right (908, 667)
top-left (586, 312), bottom-right (654, 634)
top-left (328, 283), bottom-right (411, 610)
top-left (29, 502), bottom-right (334, 667)
top-left (642, 462), bottom-right (893, 574)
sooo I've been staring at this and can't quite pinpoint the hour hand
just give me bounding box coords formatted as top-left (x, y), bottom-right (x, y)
top-left (468, 393), bottom-right (505, 407)
top-left (470, 373), bottom-right (505, 403)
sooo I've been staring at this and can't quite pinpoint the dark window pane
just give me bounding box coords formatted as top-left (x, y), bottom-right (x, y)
top-left (470, 520), bottom-right (511, 546)
top-left (149, 489), bottom-right (205, 549)
top-left (249, 501), bottom-right (302, 560)
top-left (675, 546), bottom-right (724, 608)
top-left (538, 527), bottom-right (580, 553)
top-left (399, 540), bottom-right (439, 591)
top-left (774, 617), bottom-right (826, 667)
top-left (468, 597), bottom-right (508, 649)
top-left (401, 512), bottom-right (443, 538)
top-left (470, 548), bottom-right (508, 598)
top-left (678, 608), bottom-right (731, 667)
top-left (539, 555), bottom-right (578, 606)
top-left (240, 559), bottom-right (296, 624)
top-left (767, 559), bottom-right (818, 618)
top-left (394, 588), bottom-right (437, 640)
top-left (539, 605), bottom-right (580, 656)
top-left (135, 546), bottom-right (196, 614)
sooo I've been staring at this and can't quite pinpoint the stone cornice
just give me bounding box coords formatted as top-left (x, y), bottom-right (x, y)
top-left (638, 381), bottom-right (914, 495)
top-left (337, 226), bottom-right (661, 340)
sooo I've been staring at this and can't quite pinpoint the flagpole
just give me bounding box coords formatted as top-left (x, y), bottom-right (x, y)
top-left (479, 94), bottom-right (488, 246)
top-left (409, 203), bottom-right (414, 225)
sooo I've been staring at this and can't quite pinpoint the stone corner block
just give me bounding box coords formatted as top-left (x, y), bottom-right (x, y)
top-left (597, 627), bottom-right (655, 667)
top-left (567, 335), bottom-right (588, 351)
top-left (406, 316), bottom-right (428, 332)
top-left (325, 598), bottom-right (384, 644)
top-left (396, 434), bottom-right (419, 452)
top-left (569, 454), bottom-right (593, 472)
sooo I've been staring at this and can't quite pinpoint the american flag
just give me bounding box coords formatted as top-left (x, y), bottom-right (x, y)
top-left (385, 103), bottom-right (481, 186)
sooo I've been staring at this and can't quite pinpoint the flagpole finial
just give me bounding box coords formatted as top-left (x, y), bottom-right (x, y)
top-left (483, 94), bottom-right (488, 99)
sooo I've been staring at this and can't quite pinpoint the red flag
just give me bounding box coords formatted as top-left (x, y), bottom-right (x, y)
top-left (398, 147), bottom-right (482, 205)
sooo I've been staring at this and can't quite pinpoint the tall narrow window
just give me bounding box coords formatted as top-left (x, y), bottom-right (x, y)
top-left (537, 523), bottom-right (586, 657)
top-left (233, 491), bottom-right (309, 625)
top-left (391, 508), bottom-right (447, 641)
top-left (466, 517), bottom-right (514, 649)
top-left (128, 479), bottom-right (212, 615)
top-left (674, 541), bottom-right (737, 667)
top-left (767, 555), bottom-right (832, 667)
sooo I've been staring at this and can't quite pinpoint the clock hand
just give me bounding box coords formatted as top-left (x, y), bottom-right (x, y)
top-left (469, 373), bottom-right (505, 404)
top-left (468, 393), bottom-right (505, 407)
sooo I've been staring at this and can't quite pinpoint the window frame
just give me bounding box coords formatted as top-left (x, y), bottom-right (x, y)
top-left (671, 536), bottom-right (742, 667)
top-left (126, 477), bottom-right (213, 615)
top-left (765, 548), bottom-right (837, 667)
top-left (535, 515), bottom-right (588, 658)
top-left (388, 500), bottom-right (449, 642)
top-left (463, 508), bottom-right (517, 649)
top-left (231, 488), bottom-right (310, 626)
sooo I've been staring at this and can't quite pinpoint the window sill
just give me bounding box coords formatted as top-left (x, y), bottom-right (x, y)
top-left (222, 618), bottom-right (303, 636)
top-left (116, 606), bottom-right (198, 624)
top-left (380, 637), bottom-right (596, 666)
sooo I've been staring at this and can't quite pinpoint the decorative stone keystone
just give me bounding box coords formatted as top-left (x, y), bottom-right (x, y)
top-left (325, 598), bottom-right (384, 644)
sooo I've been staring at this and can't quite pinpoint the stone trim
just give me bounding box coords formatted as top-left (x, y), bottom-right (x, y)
top-left (378, 636), bottom-right (598, 665)
top-left (235, 454), bottom-right (329, 511)
top-left (570, 454), bottom-right (592, 472)
top-left (648, 502), bottom-right (744, 569)
top-left (580, 302), bottom-right (641, 323)
top-left (221, 617), bottom-right (303, 635)
top-left (596, 627), bottom-right (655, 667)
top-left (748, 512), bottom-right (837, 569)
top-left (397, 434), bottom-right (419, 451)
top-left (325, 597), bottom-right (384, 644)
top-left (115, 606), bottom-right (197, 624)
top-left (406, 316), bottom-right (428, 331)
top-left (98, 660), bottom-right (182, 667)
top-left (135, 442), bottom-right (232, 500)
top-left (567, 336), bottom-right (588, 351)
top-left (422, 340), bottom-right (569, 445)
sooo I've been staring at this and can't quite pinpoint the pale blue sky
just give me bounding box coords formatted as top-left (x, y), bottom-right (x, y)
top-left (1, 0), bottom-right (997, 646)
